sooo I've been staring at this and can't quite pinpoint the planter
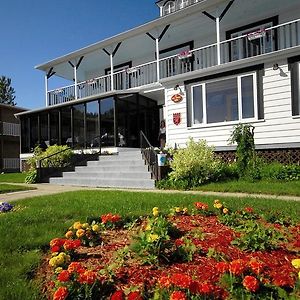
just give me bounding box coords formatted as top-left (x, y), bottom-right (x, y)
top-left (157, 153), bottom-right (167, 166)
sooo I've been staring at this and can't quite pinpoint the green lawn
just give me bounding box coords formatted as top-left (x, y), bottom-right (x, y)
top-left (0, 184), bottom-right (35, 194)
top-left (0, 172), bottom-right (27, 183)
top-left (194, 179), bottom-right (300, 196)
top-left (1, 190), bottom-right (300, 299)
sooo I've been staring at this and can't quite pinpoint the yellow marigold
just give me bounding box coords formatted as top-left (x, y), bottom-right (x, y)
top-left (92, 224), bottom-right (100, 232)
top-left (152, 207), bottom-right (159, 217)
top-left (223, 208), bottom-right (229, 214)
top-left (65, 231), bottom-right (73, 239)
top-left (73, 222), bottom-right (82, 230)
top-left (175, 207), bottom-right (181, 213)
top-left (76, 229), bottom-right (85, 238)
top-left (214, 203), bottom-right (223, 209)
top-left (291, 258), bottom-right (300, 269)
top-left (55, 267), bottom-right (63, 274)
top-left (147, 233), bottom-right (159, 242)
top-left (182, 207), bottom-right (188, 214)
top-left (82, 223), bottom-right (90, 229)
top-left (49, 257), bottom-right (58, 267)
top-left (145, 224), bottom-right (152, 231)
top-left (214, 199), bottom-right (220, 204)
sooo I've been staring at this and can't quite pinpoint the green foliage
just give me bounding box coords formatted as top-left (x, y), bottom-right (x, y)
top-left (169, 138), bottom-right (223, 187)
top-left (0, 75), bottom-right (16, 105)
top-left (173, 237), bottom-right (197, 262)
top-left (261, 162), bottom-right (300, 181)
top-left (24, 169), bottom-right (37, 184)
top-left (28, 145), bottom-right (74, 169)
top-left (231, 220), bottom-right (286, 252)
top-left (229, 123), bottom-right (255, 177)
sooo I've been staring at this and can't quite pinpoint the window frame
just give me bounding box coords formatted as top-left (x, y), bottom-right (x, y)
top-left (163, 1), bottom-right (176, 15)
top-left (289, 56), bottom-right (300, 117)
top-left (190, 71), bottom-right (258, 127)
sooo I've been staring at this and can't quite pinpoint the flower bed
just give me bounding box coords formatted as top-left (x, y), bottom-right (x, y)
top-left (39, 201), bottom-right (300, 300)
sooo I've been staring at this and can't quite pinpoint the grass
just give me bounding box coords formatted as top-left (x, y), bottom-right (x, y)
top-left (1, 190), bottom-right (300, 299)
top-left (195, 179), bottom-right (300, 196)
top-left (0, 172), bottom-right (27, 183)
top-left (0, 184), bottom-right (35, 194)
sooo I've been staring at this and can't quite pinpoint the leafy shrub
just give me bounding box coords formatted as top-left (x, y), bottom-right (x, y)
top-left (261, 162), bottom-right (300, 181)
top-left (168, 139), bottom-right (223, 187)
top-left (28, 145), bottom-right (74, 169)
top-left (24, 169), bottom-right (37, 184)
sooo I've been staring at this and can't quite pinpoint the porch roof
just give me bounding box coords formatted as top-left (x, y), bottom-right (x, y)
top-left (35, 0), bottom-right (224, 73)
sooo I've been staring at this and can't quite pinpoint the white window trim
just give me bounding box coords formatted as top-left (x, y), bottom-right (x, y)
top-left (163, 1), bottom-right (176, 15)
top-left (190, 71), bottom-right (258, 128)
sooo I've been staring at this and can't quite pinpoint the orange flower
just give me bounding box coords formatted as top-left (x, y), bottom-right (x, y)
top-left (249, 260), bottom-right (264, 275)
top-left (242, 276), bottom-right (259, 292)
top-left (67, 262), bottom-right (85, 274)
top-left (111, 290), bottom-right (125, 300)
top-left (215, 262), bottom-right (229, 273)
top-left (127, 291), bottom-right (143, 300)
top-left (158, 275), bottom-right (171, 288)
top-left (170, 273), bottom-right (192, 289)
top-left (53, 286), bottom-right (68, 300)
top-left (78, 270), bottom-right (98, 285)
top-left (194, 202), bottom-right (208, 210)
top-left (57, 270), bottom-right (70, 282)
top-left (229, 259), bottom-right (246, 276)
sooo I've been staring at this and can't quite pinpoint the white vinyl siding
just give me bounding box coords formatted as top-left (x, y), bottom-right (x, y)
top-left (190, 72), bottom-right (257, 127)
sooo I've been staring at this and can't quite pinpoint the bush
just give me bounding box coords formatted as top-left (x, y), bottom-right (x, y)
top-left (24, 169), bottom-right (37, 184)
top-left (28, 145), bottom-right (74, 169)
top-left (168, 139), bottom-right (223, 187)
top-left (261, 162), bottom-right (300, 181)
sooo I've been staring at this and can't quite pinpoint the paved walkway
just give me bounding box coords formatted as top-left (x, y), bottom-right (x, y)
top-left (1, 182), bottom-right (300, 202)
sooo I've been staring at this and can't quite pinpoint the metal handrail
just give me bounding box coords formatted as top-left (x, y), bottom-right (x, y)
top-left (140, 130), bottom-right (158, 180)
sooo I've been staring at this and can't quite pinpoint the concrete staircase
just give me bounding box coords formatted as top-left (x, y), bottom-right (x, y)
top-left (49, 148), bottom-right (155, 189)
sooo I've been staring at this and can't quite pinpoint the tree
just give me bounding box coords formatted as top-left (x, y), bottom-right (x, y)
top-left (0, 76), bottom-right (16, 106)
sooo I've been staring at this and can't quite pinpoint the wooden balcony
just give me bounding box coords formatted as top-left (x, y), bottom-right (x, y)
top-left (47, 18), bottom-right (300, 106)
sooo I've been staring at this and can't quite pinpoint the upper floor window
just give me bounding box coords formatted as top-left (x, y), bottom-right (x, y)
top-left (189, 72), bottom-right (258, 126)
top-left (177, 0), bottom-right (189, 9)
top-left (289, 56), bottom-right (300, 116)
top-left (163, 1), bottom-right (176, 15)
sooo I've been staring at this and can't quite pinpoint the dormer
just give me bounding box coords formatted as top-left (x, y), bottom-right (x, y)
top-left (156, 0), bottom-right (202, 17)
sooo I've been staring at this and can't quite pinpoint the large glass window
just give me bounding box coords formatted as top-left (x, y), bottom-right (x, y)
top-left (100, 97), bottom-right (115, 147)
top-left (21, 117), bottom-right (30, 153)
top-left (30, 115), bottom-right (39, 151)
top-left (191, 72), bottom-right (257, 126)
top-left (49, 110), bottom-right (60, 145)
top-left (73, 104), bottom-right (85, 148)
top-left (86, 101), bottom-right (100, 148)
top-left (61, 107), bottom-right (72, 146)
top-left (177, 0), bottom-right (189, 9)
top-left (40, 113), bottom-right (49, 148)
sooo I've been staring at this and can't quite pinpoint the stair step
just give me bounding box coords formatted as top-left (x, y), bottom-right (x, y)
top-left (62, 171), bottom-right (151, 179)
top-left (75, 165), bottom-right (148, 172)
top-left (88, 160), bottom-right (145, 167)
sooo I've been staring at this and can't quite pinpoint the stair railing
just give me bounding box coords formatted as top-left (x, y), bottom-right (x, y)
top-left (140, 131), bottom-right (159, 180)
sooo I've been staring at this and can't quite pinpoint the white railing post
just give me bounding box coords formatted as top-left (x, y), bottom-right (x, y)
top-left (45, 74), bottom-right (48, 107)
top-left (216, 17), bottom-right (221, 65)
top-left (110, 54), bottom-right (114, 90)
top-left (155, 38), bottom-right (160, 81)
top-left (74, 66), bottom-right (78, 99)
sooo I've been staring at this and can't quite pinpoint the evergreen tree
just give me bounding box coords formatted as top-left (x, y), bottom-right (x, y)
top-left (0, 76), bottom-right (16, 106)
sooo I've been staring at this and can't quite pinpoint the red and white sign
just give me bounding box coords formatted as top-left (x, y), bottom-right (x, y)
top-left (171, 93), bottom-right (183, 103)
top-left (247, 29), bottom-right (266, 41)
top-left (173, 113), bottom-right (181, 125)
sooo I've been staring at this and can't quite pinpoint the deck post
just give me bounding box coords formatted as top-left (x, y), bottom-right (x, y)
top-left (155, 38), bottom-right (160, 81)
top-left (216, 17), bottom-right (221, 65)
top-left (45, 74), bottom-right (48, 107)
top-left (110, 53), bottom-right (114, 90)
top-left (74, 66), bottom-right (78, 99)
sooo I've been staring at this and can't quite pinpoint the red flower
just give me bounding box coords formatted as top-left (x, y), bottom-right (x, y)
top-left (229, 259), bottom-right (246, 276)
top-left (170, 273), bottom-right (192, 289)
top-left (243, 276), bottom-right (259, 293)
top-left (170, 291), bottom-right (186, 300)
top-left (53, 286), bottom-right (68, 300)
top-left (111, 290), bottom-right (125, 300)
top-left (158, 276), bottom-right (171, 288)
top-left (101, 213), bottom-right (121, 224)
top-left (244, 207), bottom-right (254, 213)
top-left (175, 239), bottom-right (184, 247)
top-left (50, 238), bottom-right (65, 248)
top-left (194, 202), bottom-right (208, 210)
top-left (51, 245), bottom-right (60, 253)
top-left (78, 270), bottom-right (98, 285)
top-left (63, 239), bottom-right (81, 251)
top-left (249, 260), bottom-right (264, 275)
top-left (67, 262), bottom-right (85, 274)
top-left (215, 262), bottom-right (229, 274)
top-left (127, 291), bottom-right (143, 300)
top-left (272, 274), bottom-right (294, 287)
top-left (57, 270), bottom-right (70, 282)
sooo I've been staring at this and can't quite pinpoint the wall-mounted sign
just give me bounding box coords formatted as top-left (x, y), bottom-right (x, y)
top-left (171, 93), bottom-right (183, 103)
top-left (247, 29), bottom-right (266, 41)
top-left (173, 113), bottom-right (181, 125)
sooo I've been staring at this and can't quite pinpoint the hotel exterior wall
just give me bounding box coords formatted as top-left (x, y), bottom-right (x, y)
top-left (165, 57), bottom-right (300, 150)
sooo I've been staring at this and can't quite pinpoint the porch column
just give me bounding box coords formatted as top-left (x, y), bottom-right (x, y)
top-left (73, 66), bottom-right (78, 99)
top-left (110, 53), bottom-right (114, 90)
top-left (216, 17), bottom-right (221, 65)
top-left (44, 74), bottom-right (48, 107)
top-left (155, 38), bottom-right (160, 81)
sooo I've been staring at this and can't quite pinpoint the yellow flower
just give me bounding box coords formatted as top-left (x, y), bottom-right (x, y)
top-left (147, 233), bottom-right (159, 242)
top-left (145, 224), bottom-right (152, 231)
top-left (152, 207), bottom-right (159, 217)
top-left (92, 224), bottom-right (100, 232)
top-left (298, 271), bottom-right (300, 280)
top-left (223, 208), bottom-right (229, 214)
top-left (175, 207), bottom-right (181, 213)
top-left (73, 222), bottom-right (82, 230)
top-left (49, 257), bottom-right (58, 267)
top-left (291, 258), bottom-right (300, 269)
top-left (82, 223), bottom-right (90, 229)
top-left (214, 199), bottom-right (220, 204)
top-left (55, 267), bottom-right (63, 274)
top-left (65, 230), bottom-right (74, 239)
top-left (182, 207), bottom-right (188, 214)
top-left (76, 229), bottom-right (85, 238)
top-left (214, 203), bottom-right (223, 209)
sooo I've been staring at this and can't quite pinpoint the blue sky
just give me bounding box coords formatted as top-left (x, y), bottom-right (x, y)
top-left (0, 0), bottom-right (158, 109)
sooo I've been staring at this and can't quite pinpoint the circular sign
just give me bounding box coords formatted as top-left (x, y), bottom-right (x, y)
top-left (171, 93), bottom-right (183, 103)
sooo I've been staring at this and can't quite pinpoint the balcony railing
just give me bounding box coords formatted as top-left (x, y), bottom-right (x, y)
top-left (2, 158), bottom-right (20, 170)
top-left (47, 18), bottom-right (300, 106)
top-left (0, 122), bottom-right (20, 136)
